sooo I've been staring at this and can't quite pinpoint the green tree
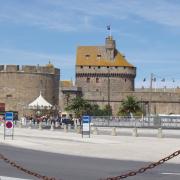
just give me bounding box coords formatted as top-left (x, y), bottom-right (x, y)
top-left (90, 104), bottom-right (112, 116)
top-left (65, 97), bottom-right (113, 117)
top-left (118, 96), bottom-right (142, 116)
top-left (65, 96), bottom-right (91, 118)
top-left (90, 104), bottom-right (102, 116)
top-left (102, 104), bottom-right (112, 116)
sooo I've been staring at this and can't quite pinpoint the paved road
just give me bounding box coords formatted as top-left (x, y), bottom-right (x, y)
top-left (0, 144), bottom-right (180, 180)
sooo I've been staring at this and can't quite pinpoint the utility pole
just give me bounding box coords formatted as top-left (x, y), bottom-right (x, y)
top-left (107, 68), bottom-right (111, 125)
top-left (149, 73), bottom-right (153, 119)
top-left (108, 69), bottom-right (110, 109)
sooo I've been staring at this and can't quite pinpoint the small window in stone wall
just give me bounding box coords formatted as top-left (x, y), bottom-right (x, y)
top-left (107, 66), bottom-right (109, 68)
top-left (96, 78), bottom-right (99, 83)
top-left (125, 79), bottom-right (126, 82)
top-left (98, 66), bottom-right (100, 69)
top-left (80, 66), bottom-right (83, 69)
top-left (124, 67), bottom-right (126, 69)
top-left (6, 94), bottom-right (12, 98)
top-left (89, 66), bottom-right (91, 69)
top-left (96, 89), bottom-right (99, 92)
top-left (87, 77), bottom-right (90, 83)
top-left (115, 66), bottom-right (118, 69)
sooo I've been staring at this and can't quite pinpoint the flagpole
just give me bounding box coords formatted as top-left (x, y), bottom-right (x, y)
top-left (154, 80), bottom-right (157, 92)
top-left (149, 73), bottom-right (153, 118)
top-left (107, 25), bottom-right (111, 37)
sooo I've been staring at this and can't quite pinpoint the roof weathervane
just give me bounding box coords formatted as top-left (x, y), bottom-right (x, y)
top-left (107, 25), bottom-right (111, 37)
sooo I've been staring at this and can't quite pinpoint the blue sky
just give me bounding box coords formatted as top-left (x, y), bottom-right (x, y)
top-left (0, 0), bottom-right (180, 88)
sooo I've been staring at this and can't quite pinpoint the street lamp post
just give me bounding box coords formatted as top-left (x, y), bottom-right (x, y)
top-left (107, 67), bottom-right (111, 126)
top-left (149, 73), bottom-right (154, 120)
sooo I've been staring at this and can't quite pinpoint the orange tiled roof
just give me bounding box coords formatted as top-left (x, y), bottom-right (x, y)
top-left (60, 80), bottom-right (73, 88)
top-left (76, 46), bottom-right (134, 67)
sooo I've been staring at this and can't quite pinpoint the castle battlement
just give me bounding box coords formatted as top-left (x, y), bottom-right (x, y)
top-left (0, 64), bottom-right (59, 75)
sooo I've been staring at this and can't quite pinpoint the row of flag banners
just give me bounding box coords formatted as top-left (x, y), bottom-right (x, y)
top-left (143, 78), bottom-right (175, 82)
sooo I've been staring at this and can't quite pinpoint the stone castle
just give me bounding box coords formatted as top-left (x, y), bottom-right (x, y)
top-left (0, 36), bottom-right (180, 116)
top-left (63, 35), bottom-right (180, 115)
top-left (0, 64), bottom-right (59, 116)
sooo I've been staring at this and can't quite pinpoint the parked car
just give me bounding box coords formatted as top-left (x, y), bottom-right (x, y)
top-left (61, 118), bottom-right (74, 126)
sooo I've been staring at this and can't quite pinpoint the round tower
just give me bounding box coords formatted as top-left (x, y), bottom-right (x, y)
top-left (0, 64), bottom-right (60, 117)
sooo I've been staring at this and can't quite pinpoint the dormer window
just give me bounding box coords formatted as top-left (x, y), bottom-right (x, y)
top-left (85, 54), bottom-right (90, 59)
top-left (97, 54), bottom-right (101, 59)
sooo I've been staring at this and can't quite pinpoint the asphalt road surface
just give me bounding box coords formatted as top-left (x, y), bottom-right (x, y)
top-left (0, 144), bottom-right (180, 180)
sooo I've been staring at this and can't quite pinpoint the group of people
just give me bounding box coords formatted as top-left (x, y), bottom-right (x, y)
top-left (20, 114), bottom-right (63, 126)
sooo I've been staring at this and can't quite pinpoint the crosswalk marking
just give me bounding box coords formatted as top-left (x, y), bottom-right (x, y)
top-left (0, 176), bottom-right (32, 180)
top-left (161, 172), bottom-right (180, 176)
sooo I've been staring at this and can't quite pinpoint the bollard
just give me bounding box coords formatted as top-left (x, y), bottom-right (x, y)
top-left (39, 122), bottom-right (42, 130)
top-left (111, 127), bottom-right (117, 136)
top-left (74, 123), bottom-right (77, 130)
top-left (68, 124), bottom-right (71, 130)
top-left (61, 123), bottom-right (64, 129)
top-left (132, 128), bottom-right (138, 137)
top-left (90, 126), bottom-right (93, 133)
top-left (64, 124), bottom-right (68, 132)
top-left (157, 128), bottom-right (163, 138)
top-left (93, 127), bottom-right (98, 135)
top-left (76, 126), bottom-right (81, 134)
top-left (18, 122), bottom-right (22, 128)
top-left (50, 123), bottom-right (54, 131)
top-left (55, 121), bottom-right (59, 128)
top-left (28, 121), bottom-right (32, 129)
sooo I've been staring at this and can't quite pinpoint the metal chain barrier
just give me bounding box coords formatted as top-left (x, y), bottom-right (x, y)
top-left (1, 150), bottom-right (180, 180)
top-left (100, 150), bottom-right (180, 180)
top-left (0, 153), bottom-right (58, 180)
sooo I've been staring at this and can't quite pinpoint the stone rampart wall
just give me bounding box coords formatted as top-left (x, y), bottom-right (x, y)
top-left (85, 91), bottom-right (180, 115)
top-left (0, 65), bottom-right (60, 117)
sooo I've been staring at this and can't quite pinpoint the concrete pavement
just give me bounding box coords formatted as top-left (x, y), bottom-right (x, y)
top-left (0, 126), bottom-right (180, 164)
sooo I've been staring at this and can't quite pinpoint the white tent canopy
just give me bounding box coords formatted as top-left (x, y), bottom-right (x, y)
top-left (28, 92), bottom-right (52, 110)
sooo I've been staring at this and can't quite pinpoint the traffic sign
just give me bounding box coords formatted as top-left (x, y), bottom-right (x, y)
top-left (4, 111), bottom-right (14, 139)
top-left (5, 112), bottom-right (13, 121)
top-left (83, 116), bottom-right (91, 123)
top-left (6, 121), bottom-right (13, 129)
top-left (82, 116), bottom-right (91, 138)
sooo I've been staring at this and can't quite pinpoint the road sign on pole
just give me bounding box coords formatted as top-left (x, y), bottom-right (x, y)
top-left (5, 112), bottom-right (13, 121)
top-left (82, 116), bottom-right (91, 138)
top-left (4, 111), bottom-right (14, 140)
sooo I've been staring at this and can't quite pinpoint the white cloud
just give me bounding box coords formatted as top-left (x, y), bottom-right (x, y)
top-left (0, 47), bottom-right (75, 69)
top-left (1, 0), bottom-right (180, 32)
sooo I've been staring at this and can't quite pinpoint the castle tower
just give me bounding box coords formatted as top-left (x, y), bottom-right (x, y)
top-left (0, 64), bottom-right (60, 117)
top-left (105, 36), bottom-right (116, 60)
top-left (75, 35), bottom-right (136, 112)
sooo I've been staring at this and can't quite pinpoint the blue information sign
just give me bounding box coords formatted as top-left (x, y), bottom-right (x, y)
top-left (5, 112), bottom-right (14, 121)
top-left (82, 116), bottom-right (91, 138)
top-left (83, 116), bottom-right (91, 123)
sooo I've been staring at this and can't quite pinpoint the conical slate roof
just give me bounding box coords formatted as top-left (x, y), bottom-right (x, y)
top-left (28, 92), bottom-right (52, 109)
